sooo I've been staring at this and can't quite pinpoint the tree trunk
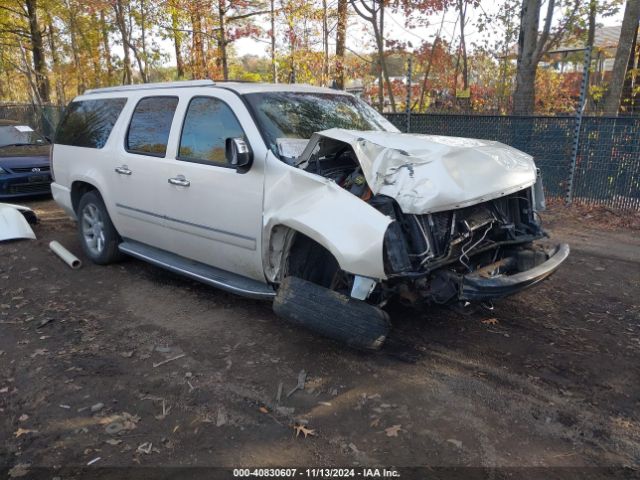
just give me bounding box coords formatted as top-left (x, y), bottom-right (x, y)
top-left (513, 0), bottom-right (542, 115)
top-left (25, 0), bottom-right (50, 102)
top-left (66, 2), bottom-right (86, 93)
top-left (46, 16), bottom-right (65, 104)
top-left (335, 0), bottom-right (347, 89)
top-left (418, 14), bottom-right (445, 111)
top-left (270, 0), bottom-right (277, 82)
top-left (100, 12), bottom-right (114, 84)
top-left (218, 0), bottom-right (229, 80)
top-left (322, 0), bottom-right (329, 85)
top-left (457, 0), bottom-right (468, 90)
top-left (377, 4), bottom-right (396, 112)
top-left (114, 0), bottom-right (133, 84)
top-left (585, 0), bottom-right (597, 112)
top-left (170, 8), bottom-right (185, 78)
top-left (602, 0), bottom-right (640, 115)
top-left (191, 11), bottom-right (206, 79)
top-left (138, 0), bottom-right (149, 82)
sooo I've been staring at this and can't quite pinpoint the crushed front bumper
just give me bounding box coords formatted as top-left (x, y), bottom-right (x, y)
top-left (459, 243), bottom-right (570, 301)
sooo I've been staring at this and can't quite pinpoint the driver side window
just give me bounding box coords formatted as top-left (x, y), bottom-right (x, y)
top-left (178, 96), bottom-right (246, 166)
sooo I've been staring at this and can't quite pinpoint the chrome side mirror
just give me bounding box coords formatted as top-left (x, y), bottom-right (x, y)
top-left (225, 138), bottom-right (253, 172)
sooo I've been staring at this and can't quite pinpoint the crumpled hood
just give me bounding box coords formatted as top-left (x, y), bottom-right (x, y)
top-left (299, 129), bottom-right (537, 214)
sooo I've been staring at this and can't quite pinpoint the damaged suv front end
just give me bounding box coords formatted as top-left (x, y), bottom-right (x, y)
top-left (243, 88), bottom-right (567, 318)
top-left (296, 129), bottom-right (569, 306)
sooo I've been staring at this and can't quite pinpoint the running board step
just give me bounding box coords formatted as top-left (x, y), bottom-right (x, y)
top-left (118, 240), bottom-right (275, 300)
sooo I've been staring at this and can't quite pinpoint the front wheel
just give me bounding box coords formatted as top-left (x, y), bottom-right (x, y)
top-left (77, 190), bottom-right (123, 265)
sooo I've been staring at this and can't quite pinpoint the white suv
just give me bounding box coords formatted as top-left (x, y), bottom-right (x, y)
top-left (51, 80), bottom-right (568, 350)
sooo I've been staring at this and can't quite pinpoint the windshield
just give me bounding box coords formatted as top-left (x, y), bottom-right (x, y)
top-left (0, 125), bottom-right (48, 147)
top-left (244, 92), bottom-right (399, 154)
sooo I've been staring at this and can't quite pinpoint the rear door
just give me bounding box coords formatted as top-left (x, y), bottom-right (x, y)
top-left (160, 90), bottom-right (266, 281)
top-left (109, 95), bottom-right (179, 251)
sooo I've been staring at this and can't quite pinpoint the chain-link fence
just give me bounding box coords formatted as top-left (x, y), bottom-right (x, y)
top-left (0, 104), bottom-right (63, 138)
top-left (386, 113), bottom-right (640, 210)
top-left (1, 103), bottom-right (638, 210)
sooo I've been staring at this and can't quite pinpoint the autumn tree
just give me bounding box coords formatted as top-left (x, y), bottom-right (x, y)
top-left (513, 0), bottom-right (579, 115)
top-left (350, 0), bottom-right (396, 111)
top-left (0, 0), bottom-right (50, 102)
top-left (214, 1), bottom-right (267, 81)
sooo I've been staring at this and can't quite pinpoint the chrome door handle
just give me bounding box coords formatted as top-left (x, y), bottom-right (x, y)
top-left (114, 166), bottom-right (132, 175)
top-left (168, 175), bottom-right (190, 187)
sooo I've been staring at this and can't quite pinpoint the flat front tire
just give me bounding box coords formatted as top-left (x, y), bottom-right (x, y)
top-left (77, 190), bottom-right (123, 265)
top-left (274, 276), bottom-right (390, 351)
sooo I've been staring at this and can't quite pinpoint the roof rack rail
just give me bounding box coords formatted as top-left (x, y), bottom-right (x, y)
top-left (84, 79), bottom-right (215, 95)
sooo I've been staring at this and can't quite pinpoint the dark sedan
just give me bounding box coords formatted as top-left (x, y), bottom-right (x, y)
top-left (0, 119), bottom-right (52, 198)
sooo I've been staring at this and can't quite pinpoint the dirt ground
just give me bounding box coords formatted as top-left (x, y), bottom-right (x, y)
top-left (1, 198), bottom-right (639, 477)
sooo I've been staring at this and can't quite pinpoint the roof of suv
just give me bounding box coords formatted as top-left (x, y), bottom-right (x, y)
top-left (83, 80), bottom-right (346, 97)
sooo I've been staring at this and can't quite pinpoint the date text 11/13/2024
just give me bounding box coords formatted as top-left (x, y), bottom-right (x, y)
top-left (233, 468), bottom-right (401, 478)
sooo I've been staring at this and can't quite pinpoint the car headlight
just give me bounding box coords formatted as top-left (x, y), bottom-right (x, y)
top-left (0, 166), bottom-right (8, 175)
top-left (532, 168), bottom-right (546, 211)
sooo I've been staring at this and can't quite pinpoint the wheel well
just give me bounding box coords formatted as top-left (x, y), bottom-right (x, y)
top-left (71, 181), bottom-right (98, 214)
top-left (285, 232), bottom-right (340, 287)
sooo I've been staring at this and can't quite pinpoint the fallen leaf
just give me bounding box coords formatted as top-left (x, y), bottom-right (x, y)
top-left (294, 424), bottom-right (316, 438)
top-left (14, 428), bottom-right (37, 438)
top-left (259, 406), bottom-right (269, 414)
top-left (447, 438), bottom-right (463, 449)
top-left (30, 349), bottom-right (48, 358)
top-left (8, 463), bottom-right (30, 478)
top-left (18, 414), bottom-right (29, 422)
top-left (370, 417), bottom-right (381, 428)
top-left (0, 387), bottom-right (8, 393)
top-left (137, 442), bottom-right (153, 454)
top-left (481, 318), bottom-right (499, 325)
top-left (105, 439), bottom-right (122, 446)
top-left (384, 424), bottom-right (402, 437)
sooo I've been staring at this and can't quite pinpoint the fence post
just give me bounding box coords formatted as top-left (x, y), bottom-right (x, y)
top-left (405, 55), bottom-right (412, 133)
top-left (566, 46), bottom-right (592, 205)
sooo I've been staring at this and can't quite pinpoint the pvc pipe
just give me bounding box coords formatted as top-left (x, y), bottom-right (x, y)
top-left (49, 241), bottom-right (82, 269)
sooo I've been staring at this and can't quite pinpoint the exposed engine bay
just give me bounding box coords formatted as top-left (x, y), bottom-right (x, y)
top-left (302, 143), bottom-right (562, 306)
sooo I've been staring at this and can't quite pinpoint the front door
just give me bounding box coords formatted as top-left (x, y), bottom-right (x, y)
top-left (161, 90), bottom-right (266, 282)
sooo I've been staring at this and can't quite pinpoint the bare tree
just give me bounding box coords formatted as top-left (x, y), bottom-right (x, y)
top-left (114, 0), bottom-right (133, 83)
top-left (602, 0), bottom-right (640, 114)
top-left (350, 0), bottom-right (396, 112)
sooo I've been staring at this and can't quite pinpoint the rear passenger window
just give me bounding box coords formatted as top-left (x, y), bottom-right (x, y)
top-left (126, 96), bottom-right (178, 157)
top-left (178, 96), bottom-right (246, 165)
top-left (55, 98), bottom-right (126, 149)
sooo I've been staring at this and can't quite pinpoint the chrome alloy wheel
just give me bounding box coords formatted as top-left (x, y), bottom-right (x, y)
top-left (81, 203), bottom-right (106, 256)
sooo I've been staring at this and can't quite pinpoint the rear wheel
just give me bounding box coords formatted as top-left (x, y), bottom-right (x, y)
top-left (77, 190), bottom-right (123, 265)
